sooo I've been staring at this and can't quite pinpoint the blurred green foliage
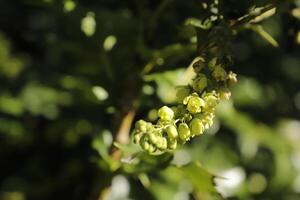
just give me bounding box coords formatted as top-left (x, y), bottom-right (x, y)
top-left (0, 0), bottom-right (300, 200)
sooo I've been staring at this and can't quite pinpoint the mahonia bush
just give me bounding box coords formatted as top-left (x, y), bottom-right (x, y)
top-left (133, 58), bottom-right (237, 154)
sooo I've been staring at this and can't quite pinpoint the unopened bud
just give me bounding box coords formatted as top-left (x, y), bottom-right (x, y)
top-left (184, 94), bottom-right (205, 114)
top-left (166, 125), bottom-right (178, 138)
top-left (190, 118), bottom-right (204, 136)
top-left (176, 86), bottom-right (191, 103)
top-left (158, 106), bottom-right (174, 121)
top-left (192, 74), bottom-right (207, 92)
top-left (178, 123), bottom-right (191, 141)
top-left (212, 65), bottom-right (227, 81)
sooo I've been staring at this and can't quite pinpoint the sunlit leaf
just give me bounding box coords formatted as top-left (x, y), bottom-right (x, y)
top-left (250, 7), bottom-right (276, 23)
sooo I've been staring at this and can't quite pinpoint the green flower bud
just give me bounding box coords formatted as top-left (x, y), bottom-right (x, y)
top-left (212, 65), bottom-right (227, 81)
top-left (135, 120), bottom-right (148, 132)
top-left (166, 125), bottom-right (178, 138)
top-left (178, 123), bottom-right (191, 141)
top-left (167, 138), bottom-right (177, 150)
top-left (158, 106), bottom-right (174, 121)
top-left (201, 113), bottom-right (214, 129)
top-left (149, 132), bottom-right (159, 144)
top-left (159, 137), bottom-right (168, 150)
top-left (192, 74), bottom-right (207, 92)
top-left (140, 135), bottom-right (150, 151)
top-left (133, 132), bottom-right (143, 144)
top-left (146, 122), bottom-right (154, 132)
top-left (190, 118), bottom-right (204, 136)
top-left (132, 55), bottom-right (236, 154)
top-left (156, 136), bottom-right (163, 148)
top-left (185, 94), bottom-right (205, 114)
top-left (176, 86), bottom-right (191, 103)
top-left (202, 92), bottom-right (219, 110)
top-left (147, 144), bottom-right (156, 153)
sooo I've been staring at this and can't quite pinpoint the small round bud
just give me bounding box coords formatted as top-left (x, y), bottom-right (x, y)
top-left (202, 92), bottom-right (219, 110)
top-left (167, 138), bottom-right (177, 150)
top-left (156, 137), bottom-right (163, 148)
top-left (176, 86), bottom-right (191, 103)
top-left (148, 132), bottom-right (159, 144)
top-left (212, 65), bottom-right (227, 81)
top-left (190, 118), bottom-right (204, 136)
top-left (166, 125), bottom-right (178, 138)
top-left (192, 74), bottom-right (207, 92)
top-left (135, 120), bottom-right (148, 132)
top-left (185, 94), bottom-right (205, 114)
top-left (178, 123), bottom-right (191, 141)
top-left (158, 106), bottom-right (174, 121)
top-left (133, 132), bottom-right (143, 144)
top-left (147, 144), bottom-right (156, 153)
top-left (146, 123), bottom-right (155, 133)
top-left (140, 136), bottom-right (150, 151)
top-left (159, 137), bottom-right (168, 150)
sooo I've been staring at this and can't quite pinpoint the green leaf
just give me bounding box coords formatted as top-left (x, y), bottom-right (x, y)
top-left (0, 95), bottom-right (24, 116)
top-left (144, 69), bottom-right (188, 103)
top-left (232, 4), bottom-right (276, 28)
top-left (142, 43), bottom-right (196, 75)
top-left (92, 132), bottom-right (121, 171)
top-left (178, 162), bottom-right (222, 199)
top-left (216, 101), bottom-right (293, 188)
top-left (185, 18), bottom-right (212, 30)
top-left (250, 25), bottom-right (279, 47)
top-left (113, 141), bottom-right (141, 160)
top-left (249, 7), bottom-right (276, 23)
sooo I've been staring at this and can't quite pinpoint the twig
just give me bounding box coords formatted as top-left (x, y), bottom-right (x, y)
top-left (111, 109), bottom-right (136, 160)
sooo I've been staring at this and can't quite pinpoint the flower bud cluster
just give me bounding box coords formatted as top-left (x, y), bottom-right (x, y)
top-left (133, 57), bottom-right (237, 153)
top-left (132, 107), bottom-right (178, 153)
